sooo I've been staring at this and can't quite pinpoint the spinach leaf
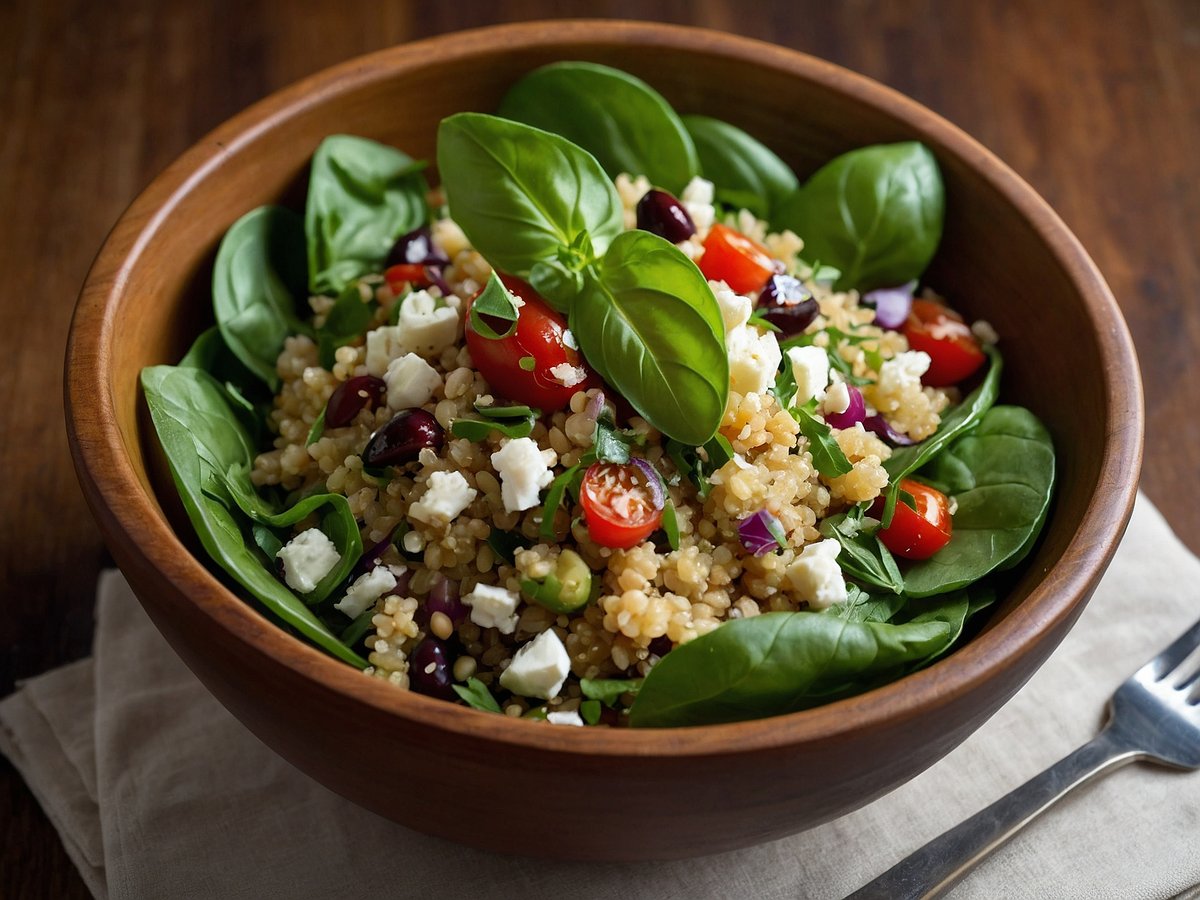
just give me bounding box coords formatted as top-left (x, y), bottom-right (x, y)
top-left (498, 61), bottom-right (699, 195)
top-left (827, 586), bottom-right (906, 624)
top-left (453, 677), bottom-right (502, 713)
top-left (317, 282), bottom-right (376, 368)
top-left (486, 529), bottom-right (529, 565)
top-left (681, 114), bottom-right (798, 220)
top-left (212, 206), bottom-right (309, 391)
top-left (775, 142), bottom-right (944, 292)
top-left (661, 498), bottom-right (681, 551)
top-left (580, 677), bottom-right (644, 707)
top-left (305, 135), bottom-right (428, 294)
top-left (437, 113), bottom-right (622, 297)
top-left (179, 326), bottom-right (272, 443)
top-left (141, 365), bottom-right (366, 667)
top-left (572, 230), bottom-right (727, 445)
top-left (629, 610), bottom-right (956, 727)
top-left (902, 405), bottom-right (1055, 597)
top-left (881, 345), bottom-right (1003, 525)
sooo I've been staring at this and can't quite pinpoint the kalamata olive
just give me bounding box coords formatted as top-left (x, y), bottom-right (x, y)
top-left (409, 639), bottom-right (457, 701)
top-left (648, 635), bottom-right (673, 658)
top-left (362, 409), bottom-right (445, 467)
top-left (325, 375), bottom-right (387, 428)
top-left (635, 189), bottom-right (696, 244)
top-left (757, 274), bottom-right (818, 336)
top-left (386, 226), bottom-right (450, 268)
top-left (427, 573), bottom-right (468, 623)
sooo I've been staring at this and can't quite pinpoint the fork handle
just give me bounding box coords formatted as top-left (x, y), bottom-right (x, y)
top-left (845, 724), bottom-right (1143, 900)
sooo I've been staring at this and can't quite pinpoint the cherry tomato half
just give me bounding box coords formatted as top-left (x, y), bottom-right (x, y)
top-left (580, 462), bottom-right (664, 549)
top-left (872, 478), bottom-right (953, 560)
top-left (384, 263), bottom-right (434, 292)
top-left (901, 300), bottom-right (986, 387)
top-left (464, 276), bottom-right (596, 412)
top-left (696, 223), bottom-right (781, 295)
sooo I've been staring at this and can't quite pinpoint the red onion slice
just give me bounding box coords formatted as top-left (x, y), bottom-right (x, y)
top-left (864, 282), bottom-right (916, 329)
top-left (863, 414), bottom-right (919, 446)
top-left (824, 385), bottom-right (866, 429)
top-left (629, 457), bottom-right (665, 510)
top-left (738, 509), bottom-right (787, 556)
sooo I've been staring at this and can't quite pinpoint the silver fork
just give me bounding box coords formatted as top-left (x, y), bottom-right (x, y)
top-left (847, 616), bottom-right (1200, 900)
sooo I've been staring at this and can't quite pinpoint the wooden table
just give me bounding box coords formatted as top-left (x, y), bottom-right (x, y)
top-left (3, 1), bottom-right (1196, 894)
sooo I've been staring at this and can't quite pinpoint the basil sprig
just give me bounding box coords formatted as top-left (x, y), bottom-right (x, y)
top-left (437, 113), bottom-right (727, 446)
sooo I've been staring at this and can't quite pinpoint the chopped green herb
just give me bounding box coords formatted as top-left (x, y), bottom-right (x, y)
top-left (452, 677), bottom-right (503, 713)
top-left (518, 355), bottom-right (536, 371)
top-left (468, 271), bottom-right (520, 340)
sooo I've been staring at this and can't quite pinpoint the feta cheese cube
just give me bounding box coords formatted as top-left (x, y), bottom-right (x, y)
top-left (548, 362), bottom-right (586, 388)
top-left (499, 629), bottom-right (571, 700)
top-left (385, 352), bottom-right (442, 411)
top-left (877, 351), bottom-right (931, 394)
top-left (462, 583), bottom-right (520, 634)
top-left (713, 284), bottom-right (752, 332)
top-left (727, 324), bottom-right (782, 396)
top-left (546, 710), bottom-right (585, 727)
top-left (334, 565), bottom-right (396, 618)
top-left (490, 437), bottom-right (555, 513)
top-left (785, 539), bottom-right (848, 610)
top-left (275, 528), bottom-right (342, 594)
top-left (365, 325), bottom-right (404, 377)
top-left (786, 345), bottom-right (831, 406)
top-left (396, 290), bottom-right (458, 358)
top-left (407, 470), bottom-right (477, 526)
top-left (824, 380), bottom-right (851, 416)
top-left (680, 176), bottom-right (716, 233)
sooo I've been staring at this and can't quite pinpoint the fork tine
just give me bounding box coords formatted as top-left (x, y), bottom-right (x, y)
top-left (1145, 615), bottom-right (1200, 680)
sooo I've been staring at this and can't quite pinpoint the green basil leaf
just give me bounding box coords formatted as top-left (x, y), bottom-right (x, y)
top-left (661, 498), bottom-right (681, 551)
top-left (791, 405), bottom-right (853, 477)
top-left (453, 677), bottom-right (502, 714)
top-left (629, 610), bottom-right (955, 727)
top-left (902, 406), bottom-right (1055, 597)
top-left (305, 135), bottom-right (428, 294)
top-left (141, 365), bottom-right (366, 667)
top-left (467, 270), bottom-right (520, 339)
top-left (593, 415), bottom-right (633, 464)
top-left (572, 231), bottom-right (727, 445)
top-left (212, 206), bottom-right (309, 392)
top-left (475, 401), bottom-right (536, 419)
top-left (681, 114), bottom-right (799, 220)
top-left (540, 463), bottom-right (581, 541)
top-left (776, 142), bottom-right (944, 292)
top-left (529, 258), bottom-right (585, 308)
top-left (580, 699), bottom-right (603, 725)
top-left (449, 413), bottom-right (537, 441)
top-left (498, 61), bottom-right (699, 194)
top-left (580, 677), bottom-right (644, 707)
top-left (437, 113), bottom-right (622, 289)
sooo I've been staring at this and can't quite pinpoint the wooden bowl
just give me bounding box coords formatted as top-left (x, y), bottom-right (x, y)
top-left (65, 21), bottom-right (1142, 860)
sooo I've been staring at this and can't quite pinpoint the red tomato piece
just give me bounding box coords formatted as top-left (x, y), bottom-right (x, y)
top-left (696, 223), bottom-right (780, 295)
top-left (384, 263), bottom-right (432, 292)
top-left (901, 299), bottom-right (986, 387)
top-left (873, 478), bottom-right (953, 560)
top-left (580, 462), bottom-right (664, 549)
top-left (464, 276), bottom-right (596, 411)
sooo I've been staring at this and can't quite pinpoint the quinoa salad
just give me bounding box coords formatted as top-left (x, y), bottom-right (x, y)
top-left (142, 63), bottom-right (1055, 727)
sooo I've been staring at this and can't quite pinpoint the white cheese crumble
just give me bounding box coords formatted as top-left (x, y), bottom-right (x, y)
top-left (275, 528), bottom-right (341, 594)
top-left (364, 291), bottom-right (459, 374)
top-left (785, 539), bottom-right (848, 610)
top-left (786, 345), bottom-right (831, 406)
top-left (727, 324), bottom-right (782, 395)
top-left (498, 629), bottom-right (571, 700)
top-left (548, 362), bottom-right (587, 388)
top-left (546, 710), bottom-right (585, 727)
top-left (490, 437), bottom-right (555, 513)
top-left (712, 283), bottom-right (752, 332)
top-left (823, 380), bottom-right (852, 417)
top-left (407, 470), bottom-right (477, 525)
top-left (680, 176), bottom-right (716, 233)
top-left (462, 583), bottom-right (520, 634)
top-left (877, 350), bottom-right (932, 394)
top-left (334, 565), bottom-right (396, 618)
top-left (385, 352), bottom-right (442, 411)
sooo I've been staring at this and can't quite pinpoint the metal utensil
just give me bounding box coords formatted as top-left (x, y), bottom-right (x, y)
top-left (847, 616), bottom-right (1200, 899)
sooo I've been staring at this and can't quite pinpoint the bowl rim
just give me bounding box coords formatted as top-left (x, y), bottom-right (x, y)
top-left (66, 19), bottom-right (1143, 756)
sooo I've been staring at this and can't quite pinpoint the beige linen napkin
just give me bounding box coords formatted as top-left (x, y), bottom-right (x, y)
top-left (3, 492), bottom-right (1199, 899)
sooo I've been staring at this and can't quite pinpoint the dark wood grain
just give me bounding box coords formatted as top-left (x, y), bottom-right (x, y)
top-left (3, 0), bottom-right (1195, 893)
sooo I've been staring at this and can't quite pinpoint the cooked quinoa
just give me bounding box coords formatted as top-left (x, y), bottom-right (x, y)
top-left (248, 175), bottom-right (957, 717)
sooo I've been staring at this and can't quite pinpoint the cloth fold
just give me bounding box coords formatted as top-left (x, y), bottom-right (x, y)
top-left (3, 492), bottom-right (1199, 899)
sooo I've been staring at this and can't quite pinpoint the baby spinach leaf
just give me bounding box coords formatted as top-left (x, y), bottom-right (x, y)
top-left (776, 142), bottom-right (944, 292)
top-left (180, 326), bottom-right (273, 443)
top-left (629, 610), bottom-right (955, 727)
top-left (902, 405), bottom-right (1056, 597)
top-left (305, 135), bottom-right (428, 294)
top-left (317, 282), bottom-right (376, 368)
top-left (681, 114), bottom-right (798, 220)
top-left (141, 365), bottom-right (366, 667)
top-left (881, 345), bottom-right (1002, 525)
top-left (212, 206), bottom-right (309, 392)
top-left (453, 677), bottom-right (502, 714)
top-left (467, 271), bottom-right (520, 339)
top-left (498, 61), bottom-right (699, 195)
top-left (820, 509), bottom-right (904, 594)
top-left (437, 113), bottom-right (623, 296)
top-left (571, 230), bottom-right (727, 445)
top-left (827, 587), bottom-right (906, 624)
top-left (581, 677), bottom-right (644, 707)
top-left (449, 414), bottom-right (536, 441)
top-left (791, 405), bottom-right (853, 477)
